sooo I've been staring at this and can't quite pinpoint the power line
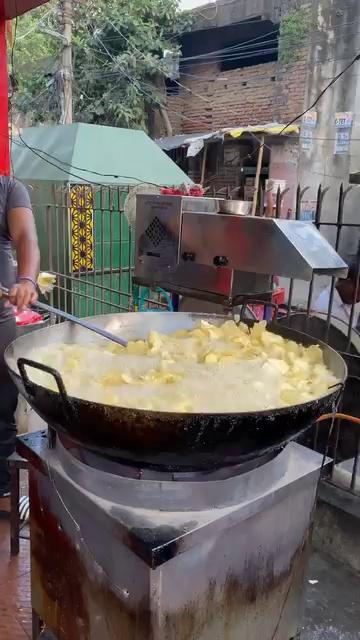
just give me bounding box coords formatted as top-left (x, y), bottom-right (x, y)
top-left (17, 5), bottom-right (58, 40)
top-left (107, 20), bottom-right (211, 104)
top-left (279, 53), bottom-right (360, 135)
top-left (240, 52), bottom-right (360, 163)
top-left (176, 18), bottom-right (360, 70)
top-left (8, 30), bottom-right (360, 190)
top-left (93, 32), bottom-right (203, 129)
top-left (11, 133), bottom-right (166, 188)
top-left (180, 32), bottom-right (279, 61)
top-left (185, 41), bottom-right (280, 62)
top-left (177, 15), bottom-right (360, 62)
top-left (179, 50), bottom-right (279, 69)
top-left (7, 20), bottom-right (179, 188)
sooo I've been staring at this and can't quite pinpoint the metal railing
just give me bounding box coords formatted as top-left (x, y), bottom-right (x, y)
top-left (35, 183), bottom-right (169, 316)
top-left (32, 181), bottom-right (360, 496)
top-left (268, 183), bottom-right (360, 496)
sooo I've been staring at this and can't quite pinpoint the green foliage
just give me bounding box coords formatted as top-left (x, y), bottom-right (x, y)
top-left (279, 6), bottom-right (312, 65)
top-left (13, 0), bottom-right (192, 129)
top-left (11, 4), bottom-right (60, 123)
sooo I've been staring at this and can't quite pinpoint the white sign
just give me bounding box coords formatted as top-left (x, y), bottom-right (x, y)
top-left (335, 112), bottom-right (353, 129)
top-left (300, 200), bottom-right (317, 222)
top-left (302, 111), bottom-right (317, 128)
top-left (335, 128), bottom-right (351, 154)
top-left (334, 112), bottom-right (353, 154)
top-left (301, 127), bottom-right (313, 151)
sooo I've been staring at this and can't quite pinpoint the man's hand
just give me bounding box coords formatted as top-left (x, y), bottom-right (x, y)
top-left (8, 281), bottom-right (38, 312)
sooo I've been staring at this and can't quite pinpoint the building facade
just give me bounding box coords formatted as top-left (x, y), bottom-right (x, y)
top-left (164, 0), bottom-right (360, 258)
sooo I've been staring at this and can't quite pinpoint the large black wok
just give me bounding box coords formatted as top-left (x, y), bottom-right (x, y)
top-left (5, 312), bottom-right (347, 470)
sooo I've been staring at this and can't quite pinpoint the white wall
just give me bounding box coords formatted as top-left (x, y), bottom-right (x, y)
top-left (180, 0), bottom-right (211, 8)
top-left (298, 0), bottom-right (360, 260)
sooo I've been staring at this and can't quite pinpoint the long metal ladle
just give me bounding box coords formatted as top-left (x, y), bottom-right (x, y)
top-left (0, 285), bottom-right (128, 348)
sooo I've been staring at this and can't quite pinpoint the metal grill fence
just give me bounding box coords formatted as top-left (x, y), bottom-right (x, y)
top-left (33, 182), bottom-right (360, 496)
top-left (37, 184), bottom-right (168, 316)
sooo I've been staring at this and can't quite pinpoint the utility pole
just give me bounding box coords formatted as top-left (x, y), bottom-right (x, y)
top-left (60, 0), bottom-right (73, 124)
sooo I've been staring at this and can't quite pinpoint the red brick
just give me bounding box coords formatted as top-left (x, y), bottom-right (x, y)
top-left (166, 56), bottom-right (307, 135)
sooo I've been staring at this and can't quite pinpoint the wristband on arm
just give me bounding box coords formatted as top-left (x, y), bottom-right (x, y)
top-left (17, 276), bottom-right (38, 290)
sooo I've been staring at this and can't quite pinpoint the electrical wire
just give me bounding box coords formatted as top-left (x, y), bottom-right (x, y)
top-left (278, 53), bottom-right (360, 135)
top-left (12, 132), bottom-right (166, 187)
top-left (7, 3), bottom-right (236, 181)
top-left (11, 10), bottom-right (207, 150)
top-left (17, 4), bottom-right (58, 41)
top-left (8, 12), bottom-right (360, 189)
top-left (93, 31), bottom-right (203, 129)
top-left (180, 33), bottom-right (279, 61)
top-left (179, 51), bottom-right (279, 69)
top-left (180, 39), bottom-right (278, 62)
top-left (107, 20), bottom-right (211, 104)
top-left (176, 19), bottom-right (360, 71)
top-left (177, 15), bottom-right (360, 64)
top-left (5, 20), bottom-right (166, 187)
top-left (241, 52), bottom-right (360, 163)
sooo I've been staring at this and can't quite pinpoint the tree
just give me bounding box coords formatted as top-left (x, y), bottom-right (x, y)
top-left (13, 0), bottom-right (191, 132)
top-left (10, 3), bottom-right (60, 125)
top-left (278, 5), bottom-right (312, 65)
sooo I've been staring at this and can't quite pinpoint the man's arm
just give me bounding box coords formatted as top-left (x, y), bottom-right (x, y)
top-left (8, 207), bottom-right (40, 311)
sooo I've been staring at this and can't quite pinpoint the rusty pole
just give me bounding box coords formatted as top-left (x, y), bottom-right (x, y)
top-left (251, 135), bottom-right (265, 216)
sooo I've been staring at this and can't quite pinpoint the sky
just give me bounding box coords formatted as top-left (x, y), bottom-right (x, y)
top-left (180, 0), bottom-right (210, 9)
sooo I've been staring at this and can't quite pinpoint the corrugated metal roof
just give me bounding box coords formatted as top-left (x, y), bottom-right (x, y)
top-left (156, 123), bottom-right (299, 151)
top-left (12, 123), bottom-right (192, 186)
top-left (157, 132), bottom-right (213, 150)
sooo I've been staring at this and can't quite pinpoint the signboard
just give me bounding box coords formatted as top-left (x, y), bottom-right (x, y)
top-left (335, 128), bottom-right (352, 155)
top-left (300, 200), bottom-right (317, 222)
top-left (301, 127), bottom-right (313, 151)
top-left (334, 112), bottom-right (353, 155)
top-left (302, 111), bottom-right (317, 128)
top-left (334, 112), bottom-right (353, 129)
top-left (301, 112), bottom-right (317, 151)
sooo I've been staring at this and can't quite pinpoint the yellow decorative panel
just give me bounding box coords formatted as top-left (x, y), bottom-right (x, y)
top-left (70, 185), bottom-right (94, 273)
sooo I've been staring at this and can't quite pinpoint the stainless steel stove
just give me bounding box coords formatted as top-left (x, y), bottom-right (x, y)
top-left (19, 430), bottom-right (326, 640)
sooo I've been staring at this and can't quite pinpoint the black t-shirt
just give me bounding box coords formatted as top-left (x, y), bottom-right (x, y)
top-left (0, 176), bottom-right (32, 322)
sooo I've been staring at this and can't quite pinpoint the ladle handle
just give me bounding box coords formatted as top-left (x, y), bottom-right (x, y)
top-left (17, 358), bottom-right (75, 425)
top-left (34, 301), bottom-right (128, 348)
top-left (0, 284), bottom-right (128, 348)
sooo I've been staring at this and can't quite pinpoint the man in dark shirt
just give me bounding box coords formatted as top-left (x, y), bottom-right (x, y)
top-left (0, 176), bottom-right (39, 509)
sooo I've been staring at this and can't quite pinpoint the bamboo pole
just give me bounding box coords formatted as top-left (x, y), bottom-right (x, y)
top-left (251, 135), bottom-right (265, 216)
top-left (200, 143), bottom-right (208, 186)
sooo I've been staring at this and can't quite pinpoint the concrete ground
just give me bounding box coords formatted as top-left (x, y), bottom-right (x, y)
top-left (303, 552), bottom-right (360, 639)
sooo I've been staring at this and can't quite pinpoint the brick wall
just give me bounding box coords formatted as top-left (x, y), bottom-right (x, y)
top-left (167, 57), bottom-right (307, 135)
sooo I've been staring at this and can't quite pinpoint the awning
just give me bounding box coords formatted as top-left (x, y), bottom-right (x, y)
top-left (156, 123), bottom-right (299, 154)
top-left (12, 123), bottom-right (193, 186)
top-left (156, 132), bottom-right (214, 151)
top-left (228, 123), bottom-right (300, 138)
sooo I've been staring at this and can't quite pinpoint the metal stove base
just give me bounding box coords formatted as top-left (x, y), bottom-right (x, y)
top-left (32, 615), bottom-right (303, 640)
top-left (18, 432), bottom-right (325, 640)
